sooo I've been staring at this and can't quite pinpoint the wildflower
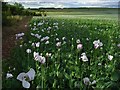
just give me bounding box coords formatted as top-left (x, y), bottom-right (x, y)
top-left (20, 45), bottom-right (22, 47)
top-left (47, 26), bottom-right (51, 30)
top-left (16, 33), bottom-right (24, 39)
top-left (98, 63), bottom-right (102, 66)
top-left (108, 55), bottom-right (113, 61)
top-left (35, 34), bottom-right (41, 39)
top-left (76, 39), bottom-right (81, 43)
top-left (63, 41), bottom-right (66, 45)
top-left (117, 43), bottom-right (120, 48)
top-left (31, 33), bottom-right (34, 36)
top-left (29, 41), bottom-right (32, 43)
top-left (91, 80), bottom-right (96, 85)
top-left (33, 52), bottom-right (39, 61)
top-left (53, 22), bottom-right (58, 26)
top-left (72, 38), bottom-right (74, 41)
top-left (83, 77), bottom-right (91, 85)
top-left (56, 42), bottom-right (61, 47)
top-left (44, 36), bottom-right (50, 40)
top-left (38, 22), bottom-right (43, 26)
top-left (77, 44), bottom-right (83, 50)
top-left (55, 33), bottom-right (58, 36)
top-left (31, 43), bottom-right (35, 47)
top-left (41, 38), bottom-right (44, 42)
top-left (86, 38), bottom-right (89, 41)
top-left (40, 56), bottom-right (46, 64)
top-left (33, 52), bottom-right (46, 64)
top-left (35, 42), bottom-right (40, 47)
top-left (6, 73), bottom-right (13, 79)
top-left (81, 53), bottom-right (88, 62)
top-left (54, 25), bottom-right (58, 29)
top-left (93, 40), bottom-right (103, 49)
top-left (17, 68), bottom-right (35, 88)
top-left (33, 27), bottom-right (37, 31)
top-left (45, 41), bottom-right (49, 44)
top-left (62, 37), bottom-right (65, 40)
top-left (13, 68), bottom-right (16, 71)
top-left (34, 22), bottom-right (36, 25)
top-left (46, 53), bottom-right (52, 57)
top-left (42, 29), bottom-right (44, 32)
top-left (56, 38), bottom-right (59, 41)
top-left (26, 49), bottom-right (31, 54)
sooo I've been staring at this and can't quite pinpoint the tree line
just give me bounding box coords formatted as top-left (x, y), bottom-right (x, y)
top-left (2, 2), bottom-right (47, 26)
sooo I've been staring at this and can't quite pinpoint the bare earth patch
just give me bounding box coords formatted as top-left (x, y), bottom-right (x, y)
top-left (2, 16), bottom-right (32, 59)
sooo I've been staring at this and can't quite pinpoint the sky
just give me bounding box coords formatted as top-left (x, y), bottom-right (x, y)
top-left (3, 0), bottom-right (120, 8)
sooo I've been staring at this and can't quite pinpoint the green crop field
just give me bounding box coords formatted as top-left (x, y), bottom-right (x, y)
top-left (2, 8), bottom-right (120, 89)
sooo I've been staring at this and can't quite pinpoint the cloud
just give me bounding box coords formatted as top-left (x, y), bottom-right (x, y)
top-left (4, 0), bottom-right (119, 8)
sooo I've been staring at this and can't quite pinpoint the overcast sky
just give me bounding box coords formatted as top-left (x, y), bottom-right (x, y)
top-left (4, 0), bottom-right (119, 8)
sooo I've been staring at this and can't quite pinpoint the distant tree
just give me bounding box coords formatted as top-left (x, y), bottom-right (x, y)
top-left (2, 2), bottom-right (9, 11)
top-left (13, 2), bottom-right (24, 15)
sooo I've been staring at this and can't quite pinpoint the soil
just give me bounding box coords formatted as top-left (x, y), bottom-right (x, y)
top-left (2, 16), bottom-right (32, 59)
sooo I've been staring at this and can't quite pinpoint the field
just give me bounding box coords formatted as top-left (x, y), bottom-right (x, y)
top-left (2, 8), bottom-right (120, 89)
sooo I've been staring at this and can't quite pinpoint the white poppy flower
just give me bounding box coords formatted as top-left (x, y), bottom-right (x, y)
top-left (38, 22), bottom-right (43, 26)
top-left (81, 53), bottom-right (88, 62)
top-left (15, 33), bottom-right (25, 39)
top-left (6, 73), bottom-right (13, 79)
top-left (40, 56), bottom-right (46, 64)
top-left (36, 35), bottom-right (41, 39)
top-left (44, 36), bottom-right (50, 40)
top-left (34, 22), bottom-right (36, 25)
top-left (41, 38), bottom-right (45, 42)
top-left (13, 68), bottom-right (16, 71)
top-left (63, 41), bottom-right (66, 45)
top-left (56, 42), bottom-right (61, 47)
top-left (33, 52), bottom-right (46, 64)
top-left (83, 77), bottom-right (91, 85)
top-left (26, 49), bottom-right (31, 54)
top-left (86, 38), bottom-right (89, 41)
top-left (29, 41), bottom-right (32, 43)
top-left (53, 22), bottom-right (58, 25)
top-left (31, 43), bottom-right (35, 47)
top-left (35, 34), bottom-right (38, 37)
top-left (46, 53), bottom-right (52, 57)
top-left (37, 56), bottom-right (46, 64)
top-left (77, 44), bottom-right (83, 50)
top-left (45, 41), bottom-right (49, 44)
top-left (35, 42), bottom-right (40, 47)
top-left (47, 27), bottom-right (51, 30)
top-left (42, 29), bottom-right (44, 32)
top-left (54, 25), bottom-right (59, 29)
top-left (76, 39), bottom-right (81, 43)
top-left (22, 79), bottom-right (30, 88)
top-left (33, 52), bottom-right (39, 61)
top-left (93, 40), bottom-right (103, 49)
top-left (17, 68), bottom-right (35, 88)
top-left (117, 43), bottom-right (120, 48)
top-left (20, 45), bottom-right (22, 47)
top-left (98, 63), bottom-right (102, 66)
top-left (108, 55), bottom-right (113, 61)
top-left (56, 33), bottom-right (58, 36)
top-left (91, 80), bottom-right (96, 85)
top-left (33, 27), bottom-right (37, 31)
top-left (62, 37), bottom-right (66, 40)
top-left (31, 33), bottom-right (34, 36)
top-left (56, 38), bottom-right (59, 41)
